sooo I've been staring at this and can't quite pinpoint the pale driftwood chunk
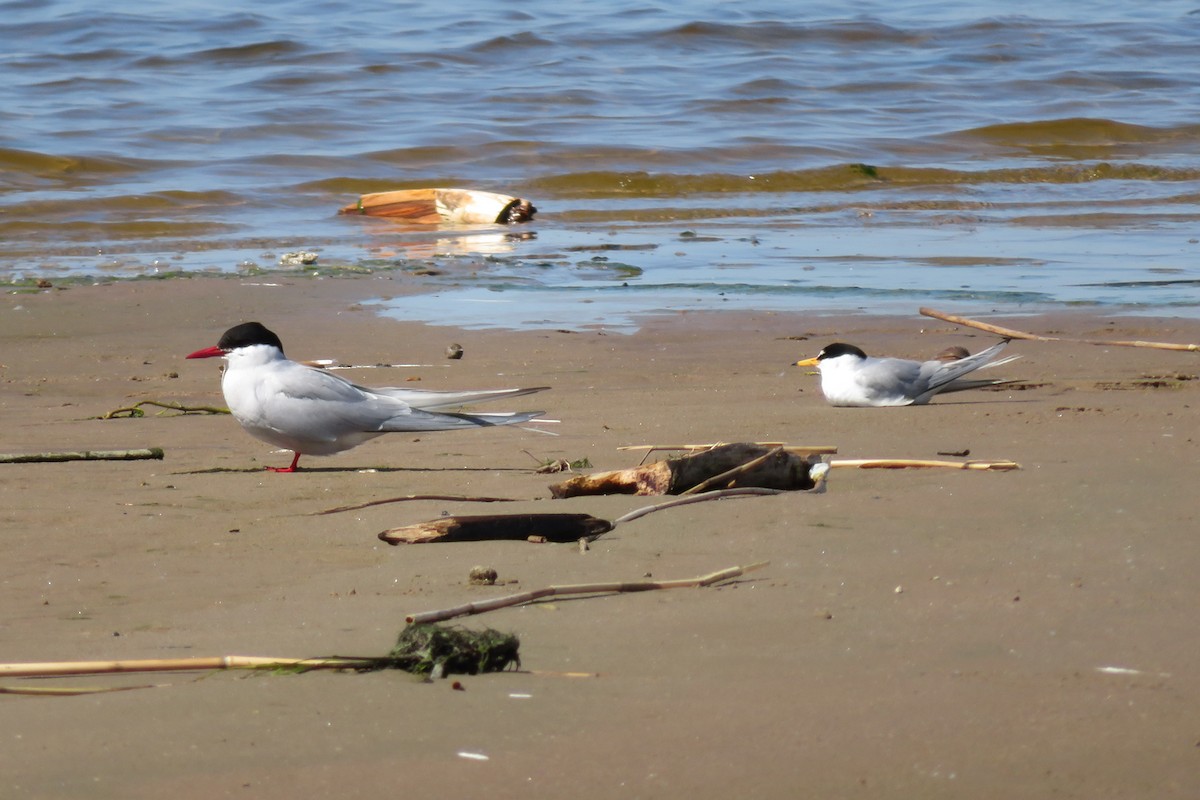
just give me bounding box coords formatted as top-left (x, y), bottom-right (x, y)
top-left (549, 443), bottom-right (818, 498)
top-left (0, 448), bottom-right (164, 464)
top-left (379, 513), bottom-right (613, 545)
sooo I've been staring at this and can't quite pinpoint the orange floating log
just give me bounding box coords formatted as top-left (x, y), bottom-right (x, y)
top-left (339, 187), bottom-right (536, 224)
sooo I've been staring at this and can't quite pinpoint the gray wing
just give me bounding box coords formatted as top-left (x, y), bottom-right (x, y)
top-left (921, 340), bottom-right (1010, 397)
top-left (359, 385), bottom-right (550, 410)
top-left (376, 408), bottom-right (545, 432)
top-left (257, 364), bottom-right (537, 437)
top-left (856, 357), bottom-right (928, 404)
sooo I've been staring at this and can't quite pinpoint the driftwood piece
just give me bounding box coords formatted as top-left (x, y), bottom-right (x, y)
top-left (618, 442), bottom-right (837, 465)
top-left (406, 561), bottom-right (770, 625)
top-left (0, 448), bottom-right (164, 464)
top-left (380, 513), bottom-right (614, 545)
top-left (920, 307), bottom-right (1200, 352)
top-left (549, 442), bottom-right (818, 498)
top-left (377, 488), bottom-right (777, 546)
top-left (338, 188), bottom-right (537, 225)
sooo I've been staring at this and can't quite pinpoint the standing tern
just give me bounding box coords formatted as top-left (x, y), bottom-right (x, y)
top-left (186, 322), bottom-right (548, 472)
top-left (794, 339), bottom-right (1014, 407)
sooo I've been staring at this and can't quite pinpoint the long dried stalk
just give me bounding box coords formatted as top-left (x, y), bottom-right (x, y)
top-left (0, 448), bottom-right (164, 464)
top-left (617, 443), bottom-right (837, 454)
top-left (920, 307), bottom-right (1200, 352)
top-left (0, 684), bottom-right (165, 696)
top-left (829, 458), bottom-right (1019, 471)
top-left (0, 655), bottom-right (378, 679)
top-left (406, 561), bottom-right (770, 625)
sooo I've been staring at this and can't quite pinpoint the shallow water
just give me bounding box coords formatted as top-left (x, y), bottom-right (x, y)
top-left (3, 0), bottom-right (1199, 329)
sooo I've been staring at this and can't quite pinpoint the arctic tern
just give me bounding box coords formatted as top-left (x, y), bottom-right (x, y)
top-left (186, 322), bottom-right (548, 472)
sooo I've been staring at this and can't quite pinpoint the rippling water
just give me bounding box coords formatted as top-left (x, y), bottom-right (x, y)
top-left (3, 0), bottom-right (1199, 329)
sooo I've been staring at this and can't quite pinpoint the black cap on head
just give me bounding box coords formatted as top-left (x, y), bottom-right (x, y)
top-left (817, 343), bottom-right (868, 361)
top-left (217, 322), bottom-right (285, 354)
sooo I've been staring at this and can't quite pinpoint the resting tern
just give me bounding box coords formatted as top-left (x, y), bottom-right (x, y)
top-left (794, 339), bottom-right (1014, 407)
top-left (186, 322), bottom-right (548, 472)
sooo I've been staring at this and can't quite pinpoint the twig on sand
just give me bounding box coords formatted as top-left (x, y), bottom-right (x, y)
top-left (405, 561), bottom-right (770, 625)
top-left (315, 494), bottom-right (521, 516)
top-left (0, 448), bottom-right (164, 464)
top-left (101, 400), bottom-right (230, 419)
top-left (829, 458), bottom-right (1020, 471)
top-left (0, 683), bottom-right (167, 696)
top-left (618, 442), bottom-right (836, 454)
top-left (611, 487), bottom-right (787, 525)
top-left (920, 307), bottom-right (1200, 352)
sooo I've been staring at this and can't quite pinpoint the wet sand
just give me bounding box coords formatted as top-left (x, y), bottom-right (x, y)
top-left (2, 276), bottom-right (1198, 799)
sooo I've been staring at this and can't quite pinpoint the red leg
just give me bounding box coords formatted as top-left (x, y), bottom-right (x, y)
top-left (266, 452), bottom-right (302, 473)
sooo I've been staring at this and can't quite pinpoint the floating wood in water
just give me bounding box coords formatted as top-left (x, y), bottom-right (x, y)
top-left (549, 442), bottom-right (820, 498)
top-left (920, 307), bottom-right (1199, 352)
top-left (406, 561), bottom-right (769, 625)
top-left (0, 448), bottom-right (164, 464)
top-left (339, 188), bottom-right (537, 225)
top-left (379, 512), bottom-right (613, 545)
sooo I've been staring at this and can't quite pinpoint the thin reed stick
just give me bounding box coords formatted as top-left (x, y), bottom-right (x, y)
top-left (406, 561), bottom-right (770, 625)
top-left (829, 458), bottom-right (1019, 471)
top-left (0, 655), bottom-right (378, 678)
top-left (920, 307), bottom-right (1199, 351)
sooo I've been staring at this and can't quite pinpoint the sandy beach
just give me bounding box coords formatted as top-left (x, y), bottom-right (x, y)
top-left (2, 275), bottom-right (1198, 798)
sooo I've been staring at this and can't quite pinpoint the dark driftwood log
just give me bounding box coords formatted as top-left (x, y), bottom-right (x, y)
top-left (548, 443), bottom-right (817, 499)
top-left (379, 513), bottom-right (613, 545)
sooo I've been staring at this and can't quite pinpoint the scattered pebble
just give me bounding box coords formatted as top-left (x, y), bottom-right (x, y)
top-left (469, 566), bottom-right (498, 585)
top-left (278, 251), bottom-right (319, 266)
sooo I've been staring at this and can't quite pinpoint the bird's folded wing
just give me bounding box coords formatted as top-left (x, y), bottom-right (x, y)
top-left (361, 385), bottom-right (549, 410)
top-left (376, 408), bottom-right (545, 432)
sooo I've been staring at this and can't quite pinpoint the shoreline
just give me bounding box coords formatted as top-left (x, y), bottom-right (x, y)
top-left (3, 275), bottom-right (1199, 798)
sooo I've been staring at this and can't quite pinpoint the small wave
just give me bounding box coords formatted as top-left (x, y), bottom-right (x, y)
top-left (526, 160), bottom-right (1200, 199)
top-left (0, 148), bottom-right (146, 188)
top-left (958, 118), bottom-right (1173, 144)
